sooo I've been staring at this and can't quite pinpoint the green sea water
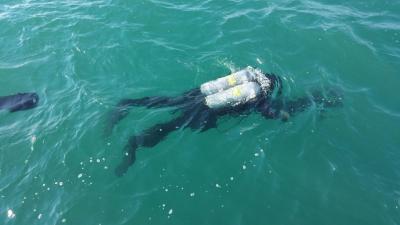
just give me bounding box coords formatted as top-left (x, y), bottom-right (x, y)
top-left (1, 0), bottom-right (400, 224)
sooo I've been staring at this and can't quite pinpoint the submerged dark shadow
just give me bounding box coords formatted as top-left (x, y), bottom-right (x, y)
top-left (106, 75), bottom-right (343, 177)
top-left (0, 93), bottom-right (39, 113)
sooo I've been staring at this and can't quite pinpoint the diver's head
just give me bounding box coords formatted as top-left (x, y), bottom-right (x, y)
top-left (259, 72), bottom-right (283, 98)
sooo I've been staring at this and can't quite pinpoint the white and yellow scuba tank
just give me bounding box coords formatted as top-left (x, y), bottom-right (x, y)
top-left (200, 68), bottom-right (256, 95)
top-left (201, 66), bottom-right (272, 109)
top-left (205, 82), bottom-right (261, 108)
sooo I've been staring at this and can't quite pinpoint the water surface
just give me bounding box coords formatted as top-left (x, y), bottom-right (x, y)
top-left (1, 0), bottom-right (400, 224)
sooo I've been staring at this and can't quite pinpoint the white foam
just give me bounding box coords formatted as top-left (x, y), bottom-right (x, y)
top-left (7, 209), bottom-right (15, 218)
top-left (31, 135), bottom-right (37, 144)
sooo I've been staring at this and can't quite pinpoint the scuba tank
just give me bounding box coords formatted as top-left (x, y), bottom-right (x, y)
top-left (201, 66), bottom-right (272, 109)
top-left (205, 82), bottom-right (261, 109)
top-left (200, 68), bottom-right (257, 95)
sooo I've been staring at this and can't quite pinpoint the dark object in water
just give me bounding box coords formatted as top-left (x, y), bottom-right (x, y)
top-left (0, 93), bottom-right (39, 113)
top-left (107, 71), bottom-right (342, 177)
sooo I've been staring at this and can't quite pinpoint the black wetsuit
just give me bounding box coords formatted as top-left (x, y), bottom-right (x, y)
top-left (106, 74), bottom-right (342, 176)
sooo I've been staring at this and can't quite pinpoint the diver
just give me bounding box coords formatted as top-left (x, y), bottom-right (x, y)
top-left (106, 66), bottom-right (342, 176)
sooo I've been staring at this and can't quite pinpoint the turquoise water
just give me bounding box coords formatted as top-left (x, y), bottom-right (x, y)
top-left (1, 0), bottom-right (400, 224)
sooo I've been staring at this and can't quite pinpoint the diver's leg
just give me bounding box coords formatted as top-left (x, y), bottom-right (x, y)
top-left (105, 88), bottom-right (201, 136)
top-left (118, 88), bottom-right (201, 109)
top-left (117, 96), bottom-right (185, 109)
top-left (104, 96), bottom-right (185, 135)
top-left (115, 115), bottom-right (185, 177)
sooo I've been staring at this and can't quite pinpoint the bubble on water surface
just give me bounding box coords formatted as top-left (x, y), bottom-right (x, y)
top-left (7, 209), bottom-right (15, 218)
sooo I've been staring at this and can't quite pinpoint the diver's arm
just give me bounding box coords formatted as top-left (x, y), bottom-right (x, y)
top-left (199, 114), bottom-right (218, 132)
top-left (257, 104), bottom-right (282, 120)
top-left (255, 97), bottom-right (281, 119)
top-left (257, 90), bottom-right (343, 122)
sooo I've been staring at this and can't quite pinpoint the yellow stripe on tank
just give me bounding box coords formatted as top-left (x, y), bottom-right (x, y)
top-left (227, 75), bottom-right (237, 86)
top-left (232, 87), bottom-right (241, 97)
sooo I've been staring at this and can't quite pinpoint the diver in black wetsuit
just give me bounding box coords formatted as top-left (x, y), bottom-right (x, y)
top-left (106, 67), bottom-right (342, 176)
